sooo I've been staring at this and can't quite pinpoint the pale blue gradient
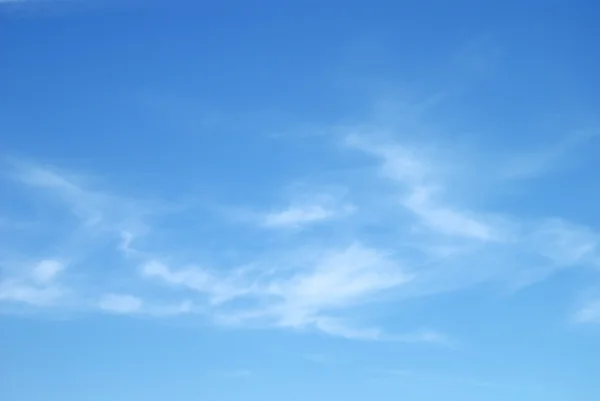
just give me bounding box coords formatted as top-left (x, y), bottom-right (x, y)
top-left (1, 1), bottom-right (600, 401)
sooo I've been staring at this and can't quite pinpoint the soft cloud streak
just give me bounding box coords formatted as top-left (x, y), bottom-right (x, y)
top-left (32, 259), bottom-right (65, 283)
top-left (98, 294), bottom-right (143, 314)
top-left (261, 203), bottom-right (354, 228)
top-left (257, 191), bottom-right (355, 229)
top-left (139, 244), bottom-right (425, 341)
top-left (0, 259), bottom-right (67, 306)
top-left (344, 134), bottom-right (503, 241)
top-left (1, 95), bottom-right (598, 342)
top-left (0, 280), bottom-right (64, 306)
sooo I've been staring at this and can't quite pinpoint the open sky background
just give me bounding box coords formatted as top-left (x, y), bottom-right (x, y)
top-left (1, 1), bottom-right (600, 400)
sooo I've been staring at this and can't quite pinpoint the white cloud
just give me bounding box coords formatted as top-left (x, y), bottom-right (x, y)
top-left (31, 259), bottom-right (64, 283)
top-left (262, 204), bottom-right (341, 228)
top-left (310, 319), bottom-right (446, 343)
top-left (402, 185), bottom-right (498, 241)
top-left (2, 93), bottom-right (599, 343)
top-left (258, 190), bottom-right (355, 229)
top-left (273, 244), bottom-right (409, 314)
top-left (0, 279), bottom-right (64, 306)
top-left (141, 260), bottom-right (255, 305)
top-left (344, 134), bottom-right (429, 185)
top-left (4, 141), bottom-right (598, 340)
top-left (345, 134), bottom-right (501, 241)
top-left (140, 243), bottom-right (424, 341)
top-left (0, 258), bottom-right (67, 306)
top-left (98, 294), bottom-right (143, 314)
top-left (139, 242), bottom-right (418, 341)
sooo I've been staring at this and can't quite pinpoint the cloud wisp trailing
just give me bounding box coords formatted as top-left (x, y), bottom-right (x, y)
top-left (230, 188), bottom-right (356, 230)
top-left (260, 201), bottom-right (355, 229)
top-left (1, 96), bottom-right (599, 342)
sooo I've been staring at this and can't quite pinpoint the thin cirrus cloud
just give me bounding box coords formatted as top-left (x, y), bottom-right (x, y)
top-left (260, 202), bottom-right (355, 229)
top-left (1, 101), bottom-right (599, 340)
top-left (345, 131), bottom-right (599, 290)
top-left (0, 280), bottom-right (64, 306)
top-left (4, 159), bottom-right (158, 262)
top-left (138, 243), bottom-right (419, 341)
top-left (344, 133), bottom-right (503, 241)
top-left (251, 189), bottom-right (356, 229)
top-left (0, 259), bottom-right (66, 307)
top-left (96, 293), bottom-right (194, 317)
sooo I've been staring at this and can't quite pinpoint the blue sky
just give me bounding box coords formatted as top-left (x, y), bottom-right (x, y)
top-left (1, 1), bottom-right (600, 400)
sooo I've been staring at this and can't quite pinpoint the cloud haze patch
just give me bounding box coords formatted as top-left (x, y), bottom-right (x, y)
top-left (98, 294), bottom-right (143, 314)
top-left (31, 259), bottom-right (65, 283)
top-left (0, 258), bottom-right (67, 306)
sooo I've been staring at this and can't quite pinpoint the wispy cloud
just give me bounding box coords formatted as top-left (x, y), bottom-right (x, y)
top-left (141, 260), bottom-right (255, 305)
top-left (1, 89), bottom-right (598, 342)
top-left (8, 160), bottom-right (150, 234)
top-left (343, 131), bottom-right (599, 294)
top-left (98, 294), bottom-right (143, 314)
top-left (0, 259), bottom-right (67, 306)
top-left (344, 133), bottom-right (505, 241)
top-left (261, 203), bottom-right (354, 228)
top-left (0, 280), bottom-right (64, 306)
top-left (3, 159), bottom-right (168, 275)
top-left (256, 190), bottom-right (355, 229)
top-left (31, 259), bottom-right (65, 283)
top-left (402, 185), bottom-right (498, 241)
top-left (0, 160), bottom-right (163, 311)
top-left (139, 244), bottom-right (433, 342)
top-left (97, 292), bottom-right (195, 317)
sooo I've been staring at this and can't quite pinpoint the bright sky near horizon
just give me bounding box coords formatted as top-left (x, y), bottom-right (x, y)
top-left (1, 1), bottom-right (600, 400)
